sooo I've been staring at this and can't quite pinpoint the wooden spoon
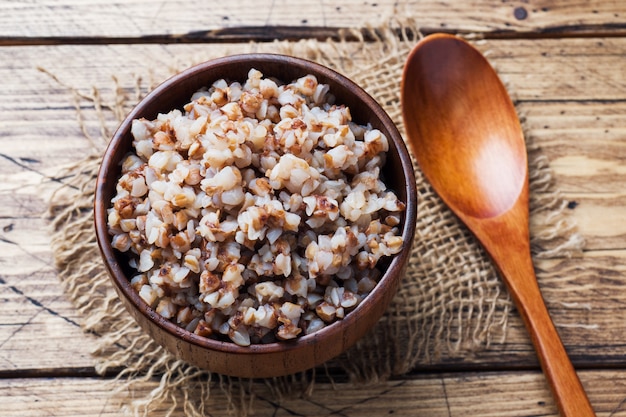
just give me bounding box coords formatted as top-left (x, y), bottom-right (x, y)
top-left (401, 33), bottom-right (595, 416)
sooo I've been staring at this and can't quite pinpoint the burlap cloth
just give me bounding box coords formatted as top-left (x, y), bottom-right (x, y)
top-left (47, 24), bottom-right (584, 416)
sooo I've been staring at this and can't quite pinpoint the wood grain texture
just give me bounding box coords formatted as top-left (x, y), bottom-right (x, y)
top-left (1, 0), bottom-right (625, 42)
top-left (4, 370), bottom-right (626, 416)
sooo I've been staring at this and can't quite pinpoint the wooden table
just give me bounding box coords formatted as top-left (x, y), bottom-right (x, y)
top-left (2, 1), bottom-right (626, 416)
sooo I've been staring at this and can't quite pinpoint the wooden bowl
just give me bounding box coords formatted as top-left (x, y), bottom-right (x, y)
top-left (94, 54), bottom-right (417, 378)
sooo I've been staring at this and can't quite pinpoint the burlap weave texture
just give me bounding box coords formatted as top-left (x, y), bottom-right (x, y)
top-left (47, 26), bottom-right (583, 415)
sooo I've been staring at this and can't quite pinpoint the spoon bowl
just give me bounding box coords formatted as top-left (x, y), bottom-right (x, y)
top-left (401, 33), bottom-right (595, 416)
top-left (403, 37), bottom-right (527, 219)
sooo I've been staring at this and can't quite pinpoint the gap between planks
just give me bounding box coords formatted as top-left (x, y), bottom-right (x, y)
top-left (2, 25), bottom-right (626, 47)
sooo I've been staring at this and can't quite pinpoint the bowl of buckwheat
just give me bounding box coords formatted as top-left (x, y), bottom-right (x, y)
top-left (94, 54), bottom-right (417, 378)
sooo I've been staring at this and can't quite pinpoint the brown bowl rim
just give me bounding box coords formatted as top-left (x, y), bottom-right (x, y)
top-left (94, 53), bottom-right (417, 357)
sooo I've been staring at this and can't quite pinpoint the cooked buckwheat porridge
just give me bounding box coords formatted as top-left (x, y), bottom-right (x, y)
top-left (107, 68), bottom-right (405, 346)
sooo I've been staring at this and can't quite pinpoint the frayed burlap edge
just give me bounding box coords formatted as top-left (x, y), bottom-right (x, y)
top-left (47, 21), bottom-right (584, 416)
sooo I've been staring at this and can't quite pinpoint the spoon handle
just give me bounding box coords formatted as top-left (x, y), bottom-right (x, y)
top-left (493, 242), bottom-right (596, 416)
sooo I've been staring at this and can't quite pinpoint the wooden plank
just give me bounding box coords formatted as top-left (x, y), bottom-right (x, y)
top-left (4, 369), bottom-right (626, 416)
top-left (407, 250), bottom-right (626, 371)
top-left (1, 38), bottom-right (625, 109)
top-left (480, 38), bottom-right (626, 101)
top-left (520, 100), bottom-right (626, 194)
top-left (1, 1), bottom-right (625, 41)
top-left (0, 224), bottom-right (101, 372)
top-left (1, 221), bottom-right (624, 372)
top-left (560, 193), bottom-right (626, 251)
top-left (0, 38), bottom-right (624, 175)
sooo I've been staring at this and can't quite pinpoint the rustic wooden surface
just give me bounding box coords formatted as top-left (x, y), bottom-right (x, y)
top-left (1, 1), bottom-right (626, 416)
